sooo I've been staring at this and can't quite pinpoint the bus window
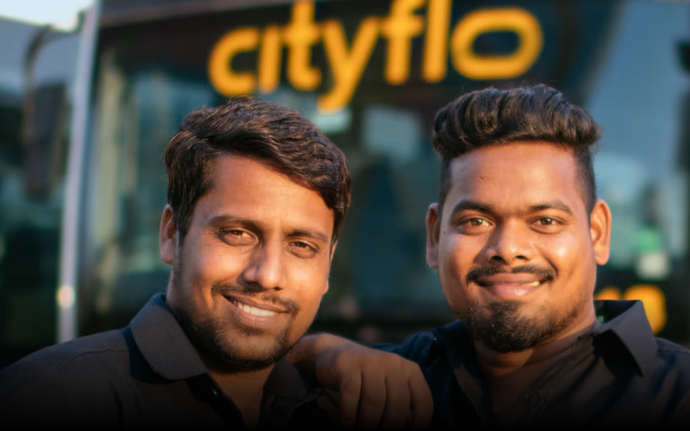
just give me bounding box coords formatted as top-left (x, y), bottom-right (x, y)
top-left (59, 0), bottom-right (690, 348)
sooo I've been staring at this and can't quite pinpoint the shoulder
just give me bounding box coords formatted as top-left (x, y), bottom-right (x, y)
top-left (375, 321), bottom-right (469, 363)
top-left (649, 338), bottom-right (690, 425)
top-left (653, 337), bottom-right (690, 373)
top-left (638, 337), bottom-right (690, 399)
top-left (2, 328), bottom-right (132, 376)
top-left (0, 328), bottom-right (139, 422)
top-left (655, 337), bottom-right (690, 356)
top-left (374, 330), bottom-right (438, 364)
top-left (0, 328), bottom-right (136, 398)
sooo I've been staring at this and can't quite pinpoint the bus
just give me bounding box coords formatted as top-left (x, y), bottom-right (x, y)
top-left (2, 0), bottom-right (690, 367)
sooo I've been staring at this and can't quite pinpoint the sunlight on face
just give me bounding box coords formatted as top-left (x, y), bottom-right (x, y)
top-left (427, 142), bottom-right (610, 352)
top-left (163, 155), bottom-right (334, 372)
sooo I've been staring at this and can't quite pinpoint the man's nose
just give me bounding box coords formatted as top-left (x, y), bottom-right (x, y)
top-left (241, 240), bottom-right (287, 290)
top-left (484, 222), bottom-right (533, 265)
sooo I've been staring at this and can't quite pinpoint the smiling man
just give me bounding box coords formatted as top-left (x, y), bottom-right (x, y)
top-left (0, 98), bottom-right (353, 428)
top-left (291, 85), bottom-right (690, 429)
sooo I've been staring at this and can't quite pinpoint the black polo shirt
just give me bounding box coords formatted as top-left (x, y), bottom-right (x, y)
top-left (0, 294), bottom-right (338, 429)
top-left (379, 300), bottom-right (690, 430)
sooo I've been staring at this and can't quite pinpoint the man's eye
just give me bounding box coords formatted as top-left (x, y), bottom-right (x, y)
top-left (456, 217), bottom-right (492, 233)
top-left (220, 229), bottom-right (254, 244)
top-left (289, 241), bottom-right (317, 257)
top-left (226, 230), bottom-right (247, 237)
top-left (467, 218), bottom-right (489, 226)
top-left (291, 241), bottom-right (315, 252)
top-left (533, 218), bottom-right (564, 232)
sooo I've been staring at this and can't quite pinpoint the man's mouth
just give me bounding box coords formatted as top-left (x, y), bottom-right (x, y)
top-left (477, 280), bottom-right (544, 287)
top-left (474, 274), bottom-right (548, 299)
top-left (220, 294), bottom-right (291, 329)
top-left (476, 275), bottom-right (546, 286)
top-left (229, 299), bottom-right (278, 317)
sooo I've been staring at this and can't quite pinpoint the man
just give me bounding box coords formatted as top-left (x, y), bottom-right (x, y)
top-left (291, 85), bottom-right (690, 429)
top-left (0, 98), bottom-right (367, 428)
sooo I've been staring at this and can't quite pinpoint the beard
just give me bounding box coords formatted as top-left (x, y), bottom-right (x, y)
top-left (168, 244), bottom-right (301, 374)
top-left (456, 265), bottom-right (585, 353)
top-left (461, 299), bottom-right (565, 353)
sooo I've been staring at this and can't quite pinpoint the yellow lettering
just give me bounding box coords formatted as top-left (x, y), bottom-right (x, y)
top-left (283, 1), bottom-right (321, 91)
top-left (319, 17), bottom-right (380, 112)
top-left (423, 0), bottom-right (451, 82)
top-left (450, 8), bottom-right (542, 80)
top-left (258, 26), bottom-right (282, 93)
top-left (382, 0), bottom-right (425, 85)
top-left (624, 285), bottom-right (667, 334)
top-left (208, 28), bottom-right (260, 96)
top-left (207, 6), bottom-right (547, 109)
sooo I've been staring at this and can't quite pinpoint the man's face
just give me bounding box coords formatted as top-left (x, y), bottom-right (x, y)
top-left (426, 142), bottom-right (611, 352)
top-left (160, 155), bottom-right (334, 372)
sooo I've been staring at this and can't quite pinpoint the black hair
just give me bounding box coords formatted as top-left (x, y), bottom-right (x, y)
top-left (165, 97), bottom-right (351, 242)
top-left (432, 84), bottom-right (601, 213)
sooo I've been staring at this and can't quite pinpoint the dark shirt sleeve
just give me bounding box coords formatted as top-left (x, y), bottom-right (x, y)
top-left (0, 360), bottom-right (104, 428)
top-left (373, 331), bottom-right (435, 364)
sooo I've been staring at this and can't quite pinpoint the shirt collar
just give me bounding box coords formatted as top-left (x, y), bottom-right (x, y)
top-left (589, 300), bottom-right (658, 376)
top-left (431, 300), bottom-right (658, 377)
top-left (260, 358), bottom-right (322, 428)
top-left (130, 293), bottom-right (207, 380)
top-left (432, 320), bottom-right (474, 357)
top-left (130, 293), bottom-right (320, 401)
top-left (265, 358), bottom-right (317, 399)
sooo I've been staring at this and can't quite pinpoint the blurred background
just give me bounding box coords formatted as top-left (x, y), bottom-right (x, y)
top-left (1, 0), bottom-right (690, 369)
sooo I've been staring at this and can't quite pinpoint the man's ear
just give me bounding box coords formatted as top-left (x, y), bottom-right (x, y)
top-left (426, 203), bottom-right (441, 269)
top-left (159, 205), bottom-right (178, 265)
top-left (590, 199), bottom-right (612, 265)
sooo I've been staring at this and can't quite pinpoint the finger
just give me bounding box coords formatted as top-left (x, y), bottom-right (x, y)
top-left (408, 366), bottom-right (433, 430)
top-left (379, 373), bottom-right (411, 429)
top-left (339, 373), bottom-right (363, 428)
top-left (356, 373), bottom-right (387, 429)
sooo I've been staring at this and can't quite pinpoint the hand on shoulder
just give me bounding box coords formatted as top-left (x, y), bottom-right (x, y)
top-left (289, 333), bottom-right (433, 429)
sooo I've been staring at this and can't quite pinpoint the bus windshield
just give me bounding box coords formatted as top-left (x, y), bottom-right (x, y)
top-left (77, 0), bottom-right (690, 345)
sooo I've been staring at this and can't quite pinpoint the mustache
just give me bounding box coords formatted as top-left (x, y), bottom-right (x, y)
top-left (211, 283), bottom-right (300, 314)
top-left (466, 264), bottom-right (556, 285)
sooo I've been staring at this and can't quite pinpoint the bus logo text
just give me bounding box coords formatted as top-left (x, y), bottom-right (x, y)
top-left (208, 0), bottom-right (543, 112)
